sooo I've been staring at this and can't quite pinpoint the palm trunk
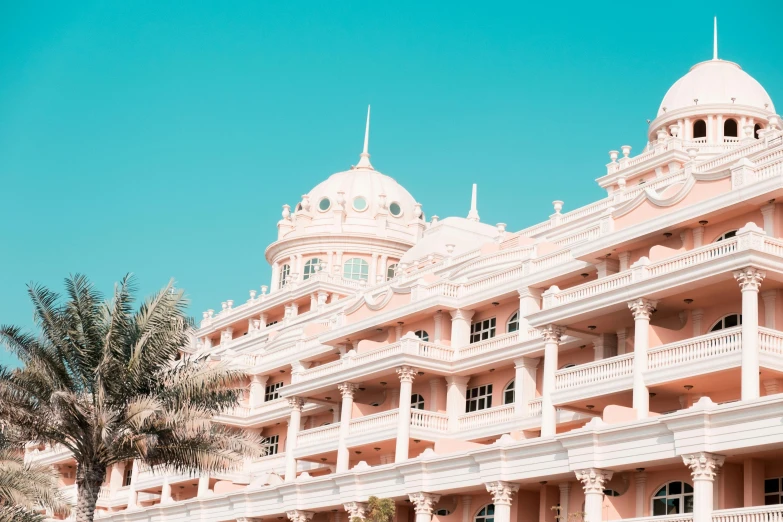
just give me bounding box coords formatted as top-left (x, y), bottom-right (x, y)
top-left (75, 462), bottom-right (106, 522)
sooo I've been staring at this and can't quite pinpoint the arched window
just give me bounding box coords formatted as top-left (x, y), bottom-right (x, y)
top-left (561, 363), bottom-right (576, 369)
top-left (303, 258), bottom-right (323, 280)
top-left (724, 118), bottom-right (738, 137)
top-left (652, 481), bottom-right (693, 515)
top-left (503, 380), bottom-right (515, 405)
top-left (386, 263), bottom-right (399, 281)
top-left (710, 313), bottom-right (742, 332)
top-left (343, 258), bottom-right (369, 281)
top-left (279, 264), bottom-right (291, 288)
top-left (411, 394), bottom-right (425, 410)
top-left (507, 311), bottom-right (520, 333)
top-left (693, 120), bottom-right (707, 139)
top-left (414, 330), bottom-right (430, 342)
top-left (435, 509), bottom-right (451, 516)
top-left (755, 124), bottom-right (762, 139)
top-left (475, 504), bottom-right (495, 522)
top-left (715, 230), bottom-right (737, 242)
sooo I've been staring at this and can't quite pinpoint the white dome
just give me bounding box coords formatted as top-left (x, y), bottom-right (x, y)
top-left (301, 167), bottom-right (419, 224)
top-left (658, 60), bottom-right (775, 116)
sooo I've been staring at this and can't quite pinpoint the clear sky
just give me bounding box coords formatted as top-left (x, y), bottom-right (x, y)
top-left (2, 1), bottom-right (782, 367)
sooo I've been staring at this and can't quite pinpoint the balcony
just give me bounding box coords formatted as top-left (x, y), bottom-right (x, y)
top-left (552, 327), bottom-right (783, 405)
top-left (215, 397), bottom-right (326, 427)
top-left (25, 443), bottom-right (73, 465)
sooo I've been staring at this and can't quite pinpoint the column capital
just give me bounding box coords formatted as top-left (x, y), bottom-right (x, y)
top-left (287, 397), bottom-right (305, 411)
top-left (734, 267), bottom-right (766, 291)
top-left (449, 308), bottom-right (475, 321)
top-left (682, 452), bottom-right (725, 480)
top-left (628, 298), bottom-right (658, 320)
top-left (539, 324), bottom-right (566, 343)
top-left (287, 511), bottom-right (314, 522)
top-left (338, 382), bottom-right (358, 398)
top-left (558, 482), bottom-right (571, 493)
top-left (575, 468), bottom-right (614, 494)
top-left (408, 492), bottom-right (441, 515)
top-left (514, 356), bottom-right (540, 370)
top-left (518, 287), bottom-right (542, 299)
top-left (485, 481), bottom-right (519, 506)
top-left (343, 502), bottom-right (368, 520)
top-left (445, 375), bottom-right (470, 387)
top-left (397, 365), bottom-right (417, 383)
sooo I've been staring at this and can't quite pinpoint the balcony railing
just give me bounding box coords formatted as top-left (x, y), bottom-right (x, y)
top-left (459, 404), bottom-right (516, 431)
top-left (555, 353), bottom-right (634, 391)
top-left (296, 423), bottom-right (340, 448)
top-left (712, 505), bottom-right (783, 522)
top-left (619, 514), bottom-right (692, 522)
top-left (760, 327), bottom-right (783, 355)
top-left (647, 327), bottom-right (741, 370)
top-left (410, 409), bottom-right (449, 432)
top-left (349, 409), bottom-right (399, 435)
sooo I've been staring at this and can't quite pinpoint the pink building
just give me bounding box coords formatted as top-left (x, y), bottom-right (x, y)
top-left (31, 26), bottom-right (783, 522)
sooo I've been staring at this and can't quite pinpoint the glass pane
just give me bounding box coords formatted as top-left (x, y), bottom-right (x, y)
top-left (669, 481), bottom-right (682, 495)
top-left (765, 478), bottom-right (779, 494)
top-left (684, 483), bottom-right (693, 493)
top-left (654, 486), bottom-right (667, 497)
top-left (684, 495), bottom-right (694, 513)
top-left (765, 495), bottom-right (780, 506)
top-left (653, 499), bottom-right (667, 516)
top-left (667, 498), bottom-right (680, 515)
top-left (486, 505), bottom-right (494, 516)
top-left (725, 314), bottom-right (739, 328)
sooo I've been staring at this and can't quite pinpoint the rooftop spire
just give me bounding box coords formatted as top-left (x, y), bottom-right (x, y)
top-left (713, 17), bottom-right (718, 60)
top-left (467, 183), bottom-right (480, 222)
top-left (355, 105), bottom-right (373, 170)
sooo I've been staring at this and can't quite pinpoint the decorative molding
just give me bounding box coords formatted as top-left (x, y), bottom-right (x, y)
top-left (408, 492), bottom-right (441, 514)
top-left (396, 365), bottom-right (417, 383)
top-left (682, 452), bottom-right (725, 480)
top-left (485, 481), bottom-right (519, 506)
top-left (734, 266), bottom-right (766, 292)
top-left (337, 382), bottom-right (358, 399)
top-left (539, 324), bottom-right (566, 343)
top-left (287, 511), bottom-right (314, 522)
top-left (575, 468), bottom-right (614, 494)
top-left (628, 298), bottom-right (658, 320)
top-left (343, 502), bottom-right (368, 520)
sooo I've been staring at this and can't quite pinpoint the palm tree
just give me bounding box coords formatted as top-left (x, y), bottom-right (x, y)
top-left (0, 430), bottom-right (71, 522)
top-left (351, 497), bottom-right (396, 522)
top-left (0, 275), bottom-right (260, 522)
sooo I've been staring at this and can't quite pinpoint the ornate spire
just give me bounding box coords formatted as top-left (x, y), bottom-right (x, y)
top-left (713, 17), bottom-right (718, 60)
top-left (467, 183), bottom-right (480, 222)
top-left (355, 105), bottom-right (373, 170)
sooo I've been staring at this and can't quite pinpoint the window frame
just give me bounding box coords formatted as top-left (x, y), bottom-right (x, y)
top-left (123, 467), bottom-right (133, 487)
top-left (724, 118), bottom-right (739, 137)
top-left (465, 384), bottom-right (493, 412)
top-left (714, 230), bottom-right (738, 242)
top-left (411, 393), bottom-right (425, 410)
top-left (343, 258), bottom-right (370, 281)
top-left (264, 434), bottom-right (280, 456)
top-left (764, 476), bottom-right (783, 505)
top-left (693, 119), bottom-right (707, 139)
top-left (303, 258), bottom-right (323, 280)
top-left (470, 317), bottom-right (497, 344)
top-left (709, 313), bottom-right (742, 332)
top-left (279, 264), bottom-right (291, 288)
top-left (507, 310), bottom-right (520, 333)
top-left (651, 481), bottom-right (694, 516)
top-left (386, 263), bottom-right (399, 281)
top-left (502, 379), bottom-right (515, 405)
top-left (265, 381), bottom-right (284, 402)
top-left (414, 330), bottom-right (430, 342)
top-left (474, 504), bottom-right (495, 522)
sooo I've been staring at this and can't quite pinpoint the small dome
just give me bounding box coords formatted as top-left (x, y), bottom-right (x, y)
top-left (658, 60), bottom-right (775, 116)
top-left (400, 217), bottom-right (499, 264)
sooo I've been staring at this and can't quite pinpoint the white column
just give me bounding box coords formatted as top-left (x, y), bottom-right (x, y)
top-left (616, 328), bottom-right (627, 355)
top-left (683, 452), bottom-right (725, 522)
top-left (160, 475), bottom-right (173, 504)
top-left (635, 472), bottom-right (647, 517)
top-left (433, 311), bottom-right (443, 343)
top-left (716, 115), bottom-right (724, 142)
top-left (197, 474), bottom-right (210, 497)
top-left (693, 227), bottom-right (704, 248)
top-left (126, 459), bottom-right (139, 508)
top-left (396, 366), bottom-right (416, 462)
top-left (287, 511), bottom-right (315, 522)
top-left (540, 325), bottom-right (565, 436)
top-left (486, 481), bottom-right (519, 522)
top-left (285, 397), bottom-right (304, 481)
top-left (445, 376), bottom-right (469, 432)
top-left (514, 357), bottom-right (539, 416)
top-left (409, 493), bottom-right (441, 522)
top-left (692, 308), bottom-right (704, 336)
top-left (460, 496), bottom-right (472, 522)
top-left (249, 375), bottom-right (269, 409)
top-left (370, 253), bottom-right (379, 283)
top-left (762, 290), bottom-right (777, 329)
top-left (575, 468), bottom-right (613, 522)
top-left (449, 309), bottom-right (475, 351)
top-left (336, 383), bottom-right (357, 472)
top-left (271, 262), bottom-right (280, 291)
top-left (707, 115), bottom-right (714, 143)
top-left (628, 298), bottom-right (657, 419)
top-left (380, 255), bottom-right (388, 282)
top-left (558, 482), bottom-right (571, 522)
top-left (517, 288), bottom-right (542, 340)
top-left (109, 461), bottom-right (126, 497)
top-left (344, 502), bottom-right (368, 521)
top-left (429, 378), bottom-right (441, 411)
top-left (734, 267), bottom-right (765, 400)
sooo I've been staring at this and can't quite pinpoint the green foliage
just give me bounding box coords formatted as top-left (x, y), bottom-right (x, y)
top-left (0, 274), bottom-right (262, 522)
top-left (351, 496), bottom-right (396, 522)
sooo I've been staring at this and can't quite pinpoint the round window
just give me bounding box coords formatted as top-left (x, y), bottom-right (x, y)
top-left (389, 202), bottom-right (402, 217)
top-left (318, 197), bottom-right (331, 212)
top-left (353, 196), bottom-right (368, 212)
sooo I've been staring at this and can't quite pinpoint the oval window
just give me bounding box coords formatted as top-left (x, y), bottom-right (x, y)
top-left (353, 196), bottom-right (368, 211)
top-left (389, 202), bottom-right (402, 217)
top-left (318, 197), bottom-right (331, 212)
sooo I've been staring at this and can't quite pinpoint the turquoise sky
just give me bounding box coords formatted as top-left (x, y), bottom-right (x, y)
top-left (2, 1), bottom-right (782, 366)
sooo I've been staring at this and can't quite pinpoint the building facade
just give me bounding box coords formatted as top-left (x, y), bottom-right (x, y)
top-left (30, 36), bottom-right (783, 522)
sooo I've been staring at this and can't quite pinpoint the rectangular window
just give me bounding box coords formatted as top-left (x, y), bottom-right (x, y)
top-left (123, 468), bottom-right (133, 487)
top-left (465, 384), bottom-right (493, 412)
top-left (765, 477), bottom-right (782, 505)
top-left (470, 318), bottom-right (496, 343)
top-left (265, 381), bottom-right (284, 402)
top-left (264, 435), bottom-right (279, 456)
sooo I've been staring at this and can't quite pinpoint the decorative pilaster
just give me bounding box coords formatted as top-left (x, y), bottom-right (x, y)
top-left (284, 397), bottom-right (305, 482)
top-left (449, 309), bottom-right (476, 351)
top-left (683, 453), bottom-right (725, 522)
top-left (287, 511), bottom-right (315, 522)
top-left (558, 482), bottom-right (571, 522)
top-left (628, 298), bottom-right (657, 418)
top-left (634, 471), bottom-right (647, 517)
top-left (485, 481), bottom-right (519, 522)
top-left (344, 502), bottom-right (368, 520)
top-left (337, 383), bottom-right (358, 472)
top-left (735, 267), bottom-right (765, 400)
